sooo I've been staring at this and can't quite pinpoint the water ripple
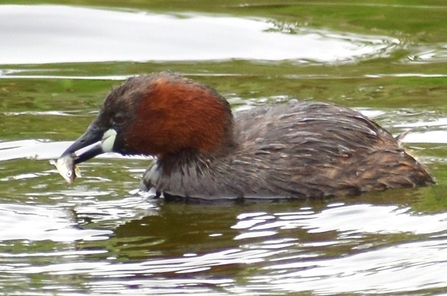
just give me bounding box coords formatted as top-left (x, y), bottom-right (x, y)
top-left (2, 198), bottom-right (447, 294)
top-left (0, 203), bottom-right (111, 242)
top-left (0, 5), bottom-right (399, 64)
top-left (254, 238), bottom-right (447, 294)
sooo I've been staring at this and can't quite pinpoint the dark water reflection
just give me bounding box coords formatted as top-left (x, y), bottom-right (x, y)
top-left (2, 2), bottom-right (447, 295)
top-left (3, 192), bottom-right (447, 294)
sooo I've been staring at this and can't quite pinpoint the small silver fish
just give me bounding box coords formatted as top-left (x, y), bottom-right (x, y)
top-left (50, 153), bottom-right (82, 184)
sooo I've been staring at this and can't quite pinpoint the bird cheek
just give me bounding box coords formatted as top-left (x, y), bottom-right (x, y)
top-left (101, 129), bottom-right (118, 153)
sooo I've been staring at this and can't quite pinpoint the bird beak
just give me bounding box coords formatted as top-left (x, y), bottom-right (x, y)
top-left (60, 123), bottom-right (117, 164)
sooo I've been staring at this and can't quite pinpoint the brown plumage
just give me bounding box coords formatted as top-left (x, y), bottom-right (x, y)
top-left (61, 72), bottom-right (434, 200)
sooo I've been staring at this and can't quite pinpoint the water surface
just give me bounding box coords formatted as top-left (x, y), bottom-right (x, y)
top-left (1, 1), bottom-right (447, 295)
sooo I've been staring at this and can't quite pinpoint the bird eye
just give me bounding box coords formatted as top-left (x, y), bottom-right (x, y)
top-left (113, 112), bottom-right (126, 125)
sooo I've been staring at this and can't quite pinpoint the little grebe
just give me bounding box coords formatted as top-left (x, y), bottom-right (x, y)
top-left (60, 72), bottom-right (434, 200)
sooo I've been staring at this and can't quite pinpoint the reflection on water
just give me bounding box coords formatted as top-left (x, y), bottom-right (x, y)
top-left (3, 196), bottom-right (447, 295)
top-left (1, 2), bottom-right (447, 295)
top-left (257, 234), bottom-right (447, 294)
top-left (0, 203), bottom-right (111, 241)
top-left (408, 44), bottom-right (447, 64)
top-left (0, 5), bottom-right (398, 64)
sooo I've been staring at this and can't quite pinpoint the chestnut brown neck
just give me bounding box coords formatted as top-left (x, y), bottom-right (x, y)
top-left (125, 74), bottom-right (236, 159)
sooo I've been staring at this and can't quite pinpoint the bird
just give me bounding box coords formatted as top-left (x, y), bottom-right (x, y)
top-left (59, 72), bottom-right (434, 201)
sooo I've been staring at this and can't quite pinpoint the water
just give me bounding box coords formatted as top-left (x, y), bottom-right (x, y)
top-left (1, 1), bottom-right (447, 295)
top-left (0, 5), bottom-right (398, 64)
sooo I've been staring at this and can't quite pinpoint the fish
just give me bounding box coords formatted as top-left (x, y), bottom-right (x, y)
top-left (50, 153), bottom-right (82, 184)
